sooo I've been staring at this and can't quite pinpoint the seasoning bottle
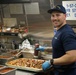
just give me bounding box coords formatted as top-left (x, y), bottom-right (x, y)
top-left (34, 43), bottom-right (39, 58)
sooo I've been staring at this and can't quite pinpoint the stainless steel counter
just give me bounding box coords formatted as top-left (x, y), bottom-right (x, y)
top-left (16, 70), bottom-right (36, 75)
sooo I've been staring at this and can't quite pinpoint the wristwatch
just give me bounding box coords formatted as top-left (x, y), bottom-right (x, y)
top-left (50, 59), bottom-right (54, 65)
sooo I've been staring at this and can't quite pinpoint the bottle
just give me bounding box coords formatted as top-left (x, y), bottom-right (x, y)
top-left (34, 43), bottom-right (39, 58)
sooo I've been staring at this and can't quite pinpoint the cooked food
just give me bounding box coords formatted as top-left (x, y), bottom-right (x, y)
top-left (0, 56), bottom-right (10, 59)
top-left (7, 58), bottom-right (45, 69)
top-left (0, 67), bottom-right (14, 73)
top-left (0, 65), bottom-right (4, 68)
top-left (10, 51), bottom-right (18, 55)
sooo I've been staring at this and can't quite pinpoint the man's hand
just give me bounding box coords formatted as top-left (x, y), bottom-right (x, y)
top-left (42, 60), bottom-right (51, 70)
top-left (36, 47), bottom-right (45, 51)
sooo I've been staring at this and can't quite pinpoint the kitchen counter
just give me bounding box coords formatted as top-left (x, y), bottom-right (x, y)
top-left (16, 69), bottom-right (36, 75)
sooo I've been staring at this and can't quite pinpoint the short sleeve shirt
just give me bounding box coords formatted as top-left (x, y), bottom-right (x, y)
top-left (52, 24), bottom-right (76, 75)
top-left (52, 24), bottom-right (76, 58)
top-left (52, 24), bottom-right (76, 68)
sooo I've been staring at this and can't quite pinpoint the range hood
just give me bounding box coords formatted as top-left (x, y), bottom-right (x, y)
top-left (0, 0), bottom-right (31, 4)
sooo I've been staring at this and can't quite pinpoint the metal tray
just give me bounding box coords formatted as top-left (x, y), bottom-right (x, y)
top-left (2, 49), bottom-right (21, 57)
top-left (1, 50), bottom-right (22, 59)
top-left (0, 56), bottom-right (14, 65)
top-left (5, 64), bottom-right (42, 72)
top-left (0, 65), bottom-right (6, 70)
top-left (5, 58), bottom-right (44, 72)
top-left (0, 67), bottom-right (16, 75)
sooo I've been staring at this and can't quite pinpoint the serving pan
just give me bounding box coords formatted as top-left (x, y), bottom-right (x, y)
top-left (0, 65), bottom-right (6, 70)
top-left (6, 58), bottom-right (45, 72)
top-left (0, 55), bottom-right (14, 65)
top-left (0, 67), bottom-right (16, 75)
top-left (2, 49), bottom-right (21, 57)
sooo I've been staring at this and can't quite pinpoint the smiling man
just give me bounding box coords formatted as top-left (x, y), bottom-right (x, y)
top-left (36, 5), bottom-right (76, 75)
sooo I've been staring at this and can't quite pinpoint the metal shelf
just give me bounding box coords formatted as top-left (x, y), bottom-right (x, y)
top-left (0, 32), bottom-right (18, 36)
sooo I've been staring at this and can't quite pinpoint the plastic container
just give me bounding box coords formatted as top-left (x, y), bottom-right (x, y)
top-left (0, 67), bottom-right (16, 75)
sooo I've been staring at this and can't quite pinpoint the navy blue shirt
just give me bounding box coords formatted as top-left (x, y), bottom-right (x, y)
top-left (52, 24), bottom-right (76, 69)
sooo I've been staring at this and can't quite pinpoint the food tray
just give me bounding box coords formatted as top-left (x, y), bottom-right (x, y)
top-left (2, 49), bottom-right (21, 57)
top-left (0, 65), bottom-right (6, 70)
top-left (0, 67), bottom-right (16, 75)
top-left (0, 55), bottom-right (14, 65)
top-left (5, 64), bottom-right (42, 72)
top-left (6, 58), bottom-right (45, 72)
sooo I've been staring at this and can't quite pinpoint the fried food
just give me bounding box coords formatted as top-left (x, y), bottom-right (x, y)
top-left (7, 58), bottom-right (45, 69)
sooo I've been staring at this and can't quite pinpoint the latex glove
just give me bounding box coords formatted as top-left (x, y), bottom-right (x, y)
top-left (36, 47), bottom-right (45, 51)
top-left (42, 60), bottom-right (51, 71)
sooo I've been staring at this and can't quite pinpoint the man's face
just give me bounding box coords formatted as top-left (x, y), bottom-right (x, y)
top-left (51, 11), bottom-right (66, 28)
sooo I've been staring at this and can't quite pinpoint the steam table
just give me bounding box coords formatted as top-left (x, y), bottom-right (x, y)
top-left (16, 69), bottom-right (36, 75)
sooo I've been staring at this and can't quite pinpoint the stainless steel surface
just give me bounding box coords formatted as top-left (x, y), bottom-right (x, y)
top-left (2, 49), bottom-right (21, 57)
top-left (41, 54), bottom-right (52, 60)
top-left (0, 55), bottom-right (14, 65)
top-left (16, 70), bottom-right (35, 75)
top-left (6, 62), bottom-right (42, 72)
top-left (0, 67), bottom-right (16, 75)
top-left (0, 65), bottom-right (6, 70)
top-left (21, 49), bottom-right (34, 58)
top-left (6, 58), bottom-right (44, 72)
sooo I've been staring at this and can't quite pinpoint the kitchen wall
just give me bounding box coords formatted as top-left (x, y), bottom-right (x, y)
top-left (0, 0), bottom-right (54, 48)
top-left (0, 0), bottom-right (76, 37)
top-left (0, 0), bottom-right (54, 38)
top-left (0, 0), bottom-right (76, 48)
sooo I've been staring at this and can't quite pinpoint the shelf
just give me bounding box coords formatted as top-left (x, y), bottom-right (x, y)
top-left (0, 32), bottom-right (18, 36)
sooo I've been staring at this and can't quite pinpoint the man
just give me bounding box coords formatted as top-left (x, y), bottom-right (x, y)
top-left (36, 5), bottom-right (76, 75)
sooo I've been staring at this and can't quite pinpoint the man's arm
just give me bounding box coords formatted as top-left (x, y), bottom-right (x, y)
top-left (53, 50), bottom-right (76, 65)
